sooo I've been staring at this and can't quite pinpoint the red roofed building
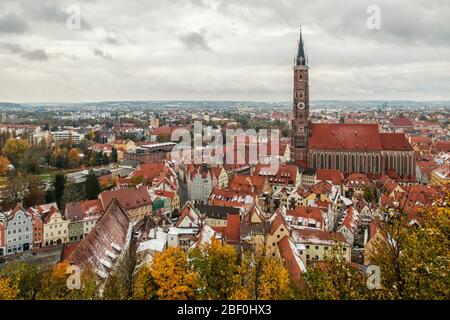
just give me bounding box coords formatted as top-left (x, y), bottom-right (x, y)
top-left (433, 140), bottom-right (450, 153)
top-left (277, 236), bottom-right (306, 285)
top-left (99, 186), bottom-right (152, 222)
top-left (390, 117), bottom-right (414, 132)
top-left (253, 163), bottom-right (300, 192)
top-left (315, 169), bottom-right (343, 186)
top-left (308, 123), bottom-right (415, 179)
top-left (285, 206), bottom-right (325, 230)
top-left (230, 174), bottom-right (271, 195)
top-left (289, 31), bottom-right (415, 180)
top-left (292, 228), bottom-right (351, 265)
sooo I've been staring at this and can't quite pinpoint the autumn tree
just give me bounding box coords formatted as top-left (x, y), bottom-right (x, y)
top-left (0, 156), bottom-right (10, 177)
top-left (0, 276), bottom-right (19, 300)
top-left (133, 264), bottom-right (158, 300)
top-left (234, 242), bottom-right (294, 300)
top-left (68, 148), bottom-right (80, 168)
top-left (0, 262), bottom-right (44, 300)
top-left (2, 138), bottom-right (31, 168)
top-left (36, 261), bottom-right (71, 300)
top-left (151, 247), bottom-right (199, 300)
top-left (367, 192), bottom-right (450, 300)
top-left (303, 244), bottom-right (370, 300)
top-left (189, 239), bottom-right (241, 299)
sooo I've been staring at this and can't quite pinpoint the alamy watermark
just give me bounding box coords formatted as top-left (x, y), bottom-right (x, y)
top-left (367, 5), bottom-right (381, 30)
top-left (170, 121), bottom-right (281, 172)
top-left (66, 5), bottom-right (82, 30)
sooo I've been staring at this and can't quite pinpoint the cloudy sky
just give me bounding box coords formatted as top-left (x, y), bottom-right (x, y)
top-left (0, 0), bottom-right (449, 103)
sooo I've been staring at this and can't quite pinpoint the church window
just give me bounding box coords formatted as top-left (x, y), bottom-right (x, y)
top-left (327, 154), bottom-right (332, 169)
top-left (344, 155), bottom-right (348, 172)
top-left (320, 154), bottom-right (324, 169)
top-left (351, 155), bottom-right (356, 172)
top-left (336, 155), bottom-right (340, 170)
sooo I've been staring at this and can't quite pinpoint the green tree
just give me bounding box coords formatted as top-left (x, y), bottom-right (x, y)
top-left (85, 170), bottom-right (101, 200)
top-left (52, 173), bottom-right (66, 209)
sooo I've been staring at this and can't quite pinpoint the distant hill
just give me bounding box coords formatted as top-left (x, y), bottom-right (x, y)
top-left (0, 102), bottom-right (24, 109)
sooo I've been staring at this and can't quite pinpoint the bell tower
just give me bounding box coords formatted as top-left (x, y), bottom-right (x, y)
top-left (292, 27), bottom-right (310, 164)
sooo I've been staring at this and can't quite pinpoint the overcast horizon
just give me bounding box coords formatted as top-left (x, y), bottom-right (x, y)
top-left (1, 0), bottom-right (450, 103)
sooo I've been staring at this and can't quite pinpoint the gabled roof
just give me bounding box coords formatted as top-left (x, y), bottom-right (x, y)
top-left (277, 236), bottom-right (306, 285)
top-left (67, 200), bottom-right (131, 280)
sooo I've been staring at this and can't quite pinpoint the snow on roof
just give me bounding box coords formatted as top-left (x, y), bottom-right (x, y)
top-left (168, 226), bottom-right (199, 235)
top-left (137, 230), bottom-right (168, 253)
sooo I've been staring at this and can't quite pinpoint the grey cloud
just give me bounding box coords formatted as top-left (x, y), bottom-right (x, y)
top-left (92, 48), bottom-right (112, 60)
top-left (21, 49), bottom-right (49, 61)
top-left (179, 32), bottom-right (211, 51)
top-left (0, 14), bottom-right (28, 34)
top-left (1, 43), bottom-right (50, 61)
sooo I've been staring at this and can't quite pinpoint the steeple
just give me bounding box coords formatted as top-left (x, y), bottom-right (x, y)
top-left (296, 26), bottom-right (307, 67)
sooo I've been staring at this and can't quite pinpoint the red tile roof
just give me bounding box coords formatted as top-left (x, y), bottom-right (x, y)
top-left (309, 123), bottom-right (382, 150)
top-left (99, 186), bottom-right (152, 211)
top-left (380, 133), bottom-right (412, 151)
top-left (277, 236), bottom-right (305, 285)
top-left (390, 117), bottom-right (413, 127)
top-left (316, 169), bottom-right (343, 185)
top-left (434, 141), bottom-right (450, 153)
top-left (230, 175), bottom-right (268, 194)
top-left (254, 163), bottom-right (298, 186)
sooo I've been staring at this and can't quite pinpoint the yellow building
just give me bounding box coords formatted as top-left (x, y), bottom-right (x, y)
top-left (430, 165), bottom-right (450, 186)
top-left (43, 207), bottom-right (70, 246)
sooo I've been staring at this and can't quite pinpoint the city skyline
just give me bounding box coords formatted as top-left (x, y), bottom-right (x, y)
top-left (1, 0), bottom-right (450, 103)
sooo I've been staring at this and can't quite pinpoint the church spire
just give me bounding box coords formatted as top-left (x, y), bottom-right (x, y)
top-left (296, 26), bottom-right (307, 66)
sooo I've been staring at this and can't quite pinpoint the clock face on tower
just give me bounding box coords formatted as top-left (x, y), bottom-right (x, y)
top-left (297, 102), bottom-right (305, 110)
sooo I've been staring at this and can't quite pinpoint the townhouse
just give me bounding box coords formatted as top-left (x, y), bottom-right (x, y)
top-left (4, 205), bottom-right (33, 255)
top-left (42, 206), bottom-right (70, 246)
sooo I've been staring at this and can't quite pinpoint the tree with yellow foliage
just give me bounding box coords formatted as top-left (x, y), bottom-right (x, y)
top-left (133, 264), bottom-right (158, 300)
top-left (36, 261), bottom-right (71, 300)
top-left (233, 243), bottom-right (294, 300)
top-left (189, 239), bottom-right (241, 299)
top-left (368, 190), bottom-right (450, 300)
top-left (151, 247), bottom-right (199, 300)
top-left (0, 277), bottom-right (19, 300)
top-left (2, 138), bottom-right (31, 168)
top-left (0, 156), bottom-right (10, 177)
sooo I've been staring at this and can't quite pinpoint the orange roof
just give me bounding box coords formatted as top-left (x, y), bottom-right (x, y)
top-left (316, 169), bottom-right (343, 185)
top-left (230, 175), bottom-right (268, 194)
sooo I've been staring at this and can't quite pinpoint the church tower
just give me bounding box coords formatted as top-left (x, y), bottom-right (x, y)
top-left (292, 27), bottom-right (310, 164)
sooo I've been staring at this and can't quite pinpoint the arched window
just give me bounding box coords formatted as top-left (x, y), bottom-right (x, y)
top-left (320, 154), bottom-right (324, 169)
top-left (327, 154), bottom-right (332, 169)
top-left (351, 154), bottom-right (356, 172)
top-left (312, 154), bottom-right (317, 169)
top-left (344, 155), bottom-right (348, 172)
top-left (376, 155), bottom-right (380, 174)
top-left (336, 154), bottom-right (340, 170)
top-left (396, 155), bottom-right (401, 174)
top-left (359, 155), bottom-right (364, 173)
top-left (368, 156), bottom-right (372, 174)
